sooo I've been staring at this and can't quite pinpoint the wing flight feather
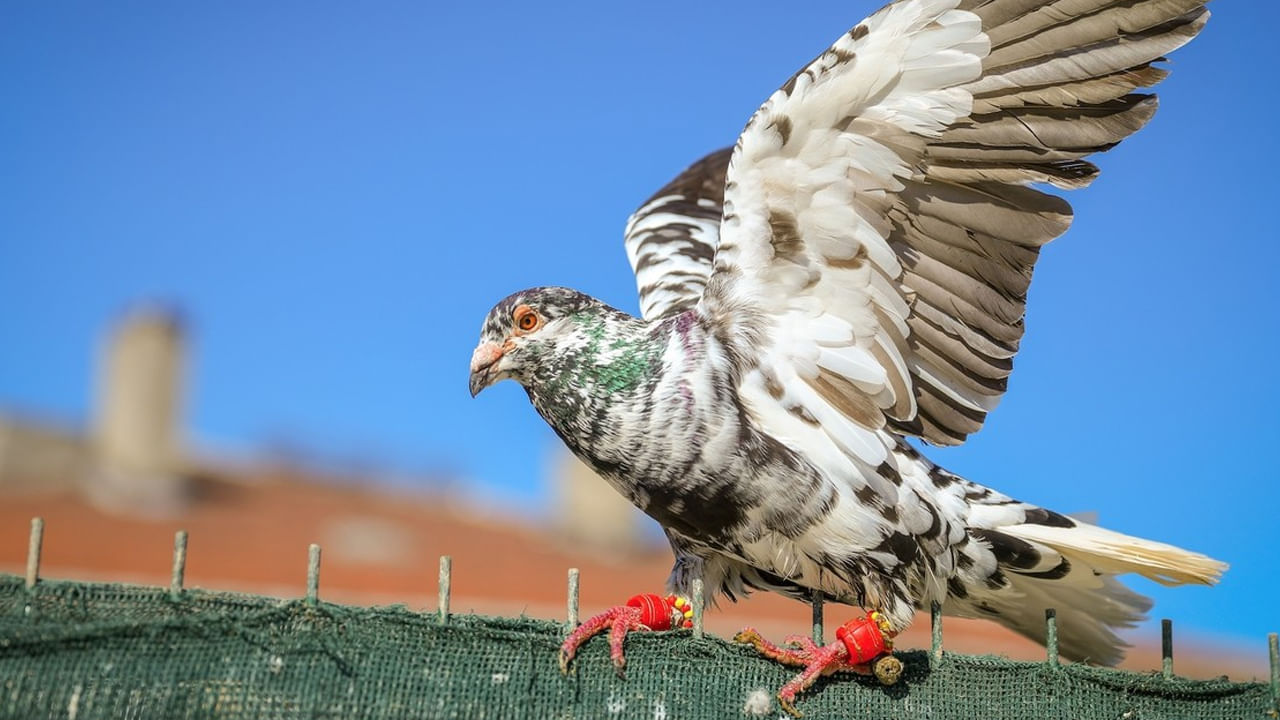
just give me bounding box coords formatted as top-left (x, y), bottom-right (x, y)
top-left (668, 0), bottom-right (1211, 458)
top-left (624, 148), bottom-right (733, 321)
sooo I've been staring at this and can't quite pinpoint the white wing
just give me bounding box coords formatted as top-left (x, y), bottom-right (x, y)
top-left (697, 0), bottom-right (1208, 466)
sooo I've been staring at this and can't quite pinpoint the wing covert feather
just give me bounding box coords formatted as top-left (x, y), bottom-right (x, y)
top-left (675, 0), bottom-right (1211, 457)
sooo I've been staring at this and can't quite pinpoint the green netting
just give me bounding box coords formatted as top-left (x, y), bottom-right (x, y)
top-left (0, 574), bottom-right (1271, 719)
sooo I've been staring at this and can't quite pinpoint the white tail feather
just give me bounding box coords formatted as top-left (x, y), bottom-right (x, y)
top-left (947, 515), bottom-right (1226, 664)
top-left (947, 567), bottom-right (1151, 664)
top-left (1003, 521), bottom-right (1227, 587)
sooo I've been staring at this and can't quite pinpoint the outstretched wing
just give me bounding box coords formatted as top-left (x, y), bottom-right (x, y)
top-left (624, 148), bottom-right (732, 321)
top-left (696, 0), bottom-right (1207, 462)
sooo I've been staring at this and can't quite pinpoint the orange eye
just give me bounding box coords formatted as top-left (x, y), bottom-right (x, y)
top-left (514, 306), bottom-right (539, 333)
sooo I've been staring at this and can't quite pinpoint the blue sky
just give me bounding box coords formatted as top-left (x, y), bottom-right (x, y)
top-left (1, 2), bottom-right (1276, 647)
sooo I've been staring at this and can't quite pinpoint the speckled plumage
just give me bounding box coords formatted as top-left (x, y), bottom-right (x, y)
top-left (472, 0), bottom-right (1225, 665)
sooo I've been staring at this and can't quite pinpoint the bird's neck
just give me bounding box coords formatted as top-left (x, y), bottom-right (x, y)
top-left (524, 309), bottom-right (666, 452)
top-left (527, 309), bottom-right (764, 541)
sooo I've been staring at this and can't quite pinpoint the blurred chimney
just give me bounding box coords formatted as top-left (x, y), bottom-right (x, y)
top-left (88, 308), bottom-right (188, 514)
top-left (553, 451), bottom-right (648, 555)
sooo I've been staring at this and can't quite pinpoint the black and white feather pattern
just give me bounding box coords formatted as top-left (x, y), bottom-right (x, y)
top-left (476, 0), bottom-right (1226, 667)
top-left (623, 0), bottom-right (1223, 658)
top-left (624, 149), bottom-right (731, 321)
top-left (637, 0), bottom-right (1208, 446)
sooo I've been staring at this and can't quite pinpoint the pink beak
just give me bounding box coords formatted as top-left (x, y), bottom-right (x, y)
top-left (469, 341), bottom-right (505, 397)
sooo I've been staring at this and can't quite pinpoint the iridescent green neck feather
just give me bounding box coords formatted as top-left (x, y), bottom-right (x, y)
top-left (525, 308), bottom-right (664, 441)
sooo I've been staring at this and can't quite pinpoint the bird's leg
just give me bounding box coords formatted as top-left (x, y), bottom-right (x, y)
top-left (734, 612), bottom-right (899, 717)
top-left (558, 593), bottom-right (693, 676)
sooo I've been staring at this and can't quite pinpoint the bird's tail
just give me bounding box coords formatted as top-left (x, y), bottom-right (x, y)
top-left (945, 516), bottom-right (1226, 665)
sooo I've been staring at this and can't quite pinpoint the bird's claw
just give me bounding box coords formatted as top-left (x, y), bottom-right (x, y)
top-left (736, 628), bottom-right (857, 717)
top-left (558, 604), bottom-right (648, 676)
top-left (733, 628), bottom-right (821, 667)
top-left (735, 615), bottom-right (897, 717)
top-left (559, 593), bottom-right (694, 676)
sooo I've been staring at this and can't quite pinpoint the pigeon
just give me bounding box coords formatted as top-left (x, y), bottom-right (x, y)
top-left (470, 0), bottom-right (1225, 711)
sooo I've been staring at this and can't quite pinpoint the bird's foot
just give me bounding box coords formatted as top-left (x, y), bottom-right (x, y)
top-left (558, 593), bottom-right (693, 676)
top-left (734, 613), bottom-right (898, 717)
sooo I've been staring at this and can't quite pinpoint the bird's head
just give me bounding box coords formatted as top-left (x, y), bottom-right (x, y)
top-left (468, 286), bottom-right (602, 397)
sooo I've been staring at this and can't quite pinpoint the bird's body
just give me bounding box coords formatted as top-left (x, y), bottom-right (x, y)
top-left (490, 288), bottom-right (1216, 663)
top-left (471, 0), bottom-right (1226, 671)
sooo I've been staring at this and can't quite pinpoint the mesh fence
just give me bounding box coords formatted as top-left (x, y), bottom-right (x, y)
top-left (0, 574), bottom-right (1272, 719)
